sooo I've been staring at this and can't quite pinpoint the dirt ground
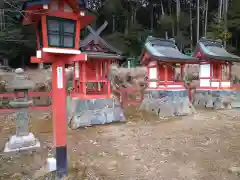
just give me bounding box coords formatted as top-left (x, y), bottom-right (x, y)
top-left (0, 69), bottom-right (240, 179)
top-left (0, 107), bottom-right (240, 180)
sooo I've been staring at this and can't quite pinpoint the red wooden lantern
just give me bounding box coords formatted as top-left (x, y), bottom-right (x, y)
top-left (21, 0), bottom-right (94, 177)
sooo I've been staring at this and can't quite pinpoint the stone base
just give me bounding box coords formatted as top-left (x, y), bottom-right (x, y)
top-left (140, 89), bottom-right (195, 117)
top-left (192, 90), bottom-right (239, 109)
top-left (4, 133), bottom-right (40, 152)
top-left (67, 96), bottom-right (125, 129)
top-left (47, 157), bottom-right (57, 172)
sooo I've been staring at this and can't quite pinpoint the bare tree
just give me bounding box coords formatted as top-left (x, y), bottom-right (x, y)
top-left (223, 0), bottom-right (228, 47)
top-left (204, 0), bottom-right (208, 37)
top-left (218, 0), bottom-right (223, 22)
top-left (197, 0), bottom-right (200, 41)
top-left (189, 1), bottom-right (193, 51)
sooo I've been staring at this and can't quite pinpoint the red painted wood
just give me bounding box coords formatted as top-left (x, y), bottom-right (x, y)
top-left (35, 23), bottom-right (40, 49)
top-left (75, 20), bottom-right (80, 49)
top-left (229, 63), bottom-right (232, 80)
top-left (47, 11), bottom-right (79, 20)
top-left (41, 15), bottom-right (48, 48)
top-left (52, 60), bottom-right (67, 147)
top-left (31, 53), bottom-right (87, 64)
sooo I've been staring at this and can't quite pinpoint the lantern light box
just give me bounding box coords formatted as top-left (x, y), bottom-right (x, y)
top-left (22, 0), bottom-right (94, 63)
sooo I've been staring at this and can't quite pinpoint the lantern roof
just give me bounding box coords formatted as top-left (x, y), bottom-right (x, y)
top-left (80, 22), bottom-right (123, 59)
top-left (22, 0), bottom-right (88, 11)
top-left (21, 0), bottom-right (95, 27)
top-left (141, 36), bottom-right (198, 63)
top-left (193, 37), bottom-right (240, 62)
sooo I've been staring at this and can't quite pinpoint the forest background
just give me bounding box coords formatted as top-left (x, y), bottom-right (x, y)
top-left (0, 0), bottom-right (239, 67)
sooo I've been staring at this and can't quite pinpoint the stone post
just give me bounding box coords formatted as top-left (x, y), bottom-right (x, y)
top-left (4, 68), bottom-right (40, 152)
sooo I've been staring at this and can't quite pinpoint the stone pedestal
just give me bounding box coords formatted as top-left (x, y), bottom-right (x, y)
top-left (4, 68), bottom-right (40, 152)
top-left (192, 90), bottom-right (238, 110)
top-left (4, 133), bottom-right (40, 152)
top-left (141, 89), bottom-right (195, 117)
top-left (67, 96), bottom-right (125, 129)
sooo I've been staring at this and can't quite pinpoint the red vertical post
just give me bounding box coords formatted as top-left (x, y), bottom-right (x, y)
top-left (107, 61), bottom-right (111, 95)
top-left (210, 63), bottom-right (213, 81)
top-left (180, 64), bottom-right (184, 80)
top-left (52, 60), bottom-right (67, 177)
top-left (229, 63), bottom-right (232, 80)
top-left (164, 64), bottom-right (168, 88)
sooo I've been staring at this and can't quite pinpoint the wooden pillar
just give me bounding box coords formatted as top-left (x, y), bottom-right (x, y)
top-left (180, 64), bottom-right (184, 80)
top-left (82, 62), bottom-right (86, 95)
top-left (219, 63), bottom-right (222, 80)
top-left (107, 61), bottom-right (111, 94)
top-left (210, 63), bottom-right (213, 81)
top-left (52, 60), bottom-right (67, 177)
top-left (164, 64), bottom-right (168, 84)
top-left (229, 62), bottom-right (232, 80)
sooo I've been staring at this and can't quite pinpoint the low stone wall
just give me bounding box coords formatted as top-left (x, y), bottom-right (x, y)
top-left (192, 90), bottom-right (240, 109)
top-left (67, 96), bottom-right (125, 129)
top-left (140, 89), bottom-right (195, 117)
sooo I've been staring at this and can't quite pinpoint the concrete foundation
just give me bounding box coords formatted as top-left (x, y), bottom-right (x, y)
top-left (67, 96), bottom-right (125, 129)
top-left (192, 90), bottom-right (240, 109)
top-left (4, 133), bottom-right (40, 152)
top-left (140, 89), bottom-right (195, 117)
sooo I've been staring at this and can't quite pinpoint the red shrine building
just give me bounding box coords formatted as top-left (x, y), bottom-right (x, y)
top-left (193, 38), bottom-right (240, 90)
top-left (139, 36), bottom-right (198, 117)
top-left (140, 36), bottom-right (198, 90)
top-left (69, 22), bottom-right (125, 130)
top-left (72, 21), bottom-right (123, 99)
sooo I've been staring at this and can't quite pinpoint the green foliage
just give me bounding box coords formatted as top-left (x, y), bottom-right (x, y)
top-left (228, 0), bottom-right (240, 30)
top-left (158, 15), bottom-right (173, 32)
top-left (207, 14), bottom-right (231, 41)
top-left (1, 0), bottom-right (240, 64)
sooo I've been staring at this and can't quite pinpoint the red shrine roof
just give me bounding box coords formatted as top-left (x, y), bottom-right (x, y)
top-left (80, 22), bottom-right (123, 59)
top-left (193, 37), bottom-right (240, 62)
top-left (140, 36), bottom-right (199, 64)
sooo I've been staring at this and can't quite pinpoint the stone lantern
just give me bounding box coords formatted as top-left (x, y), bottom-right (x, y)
top-left (4, 68), bottom-right (40, 152)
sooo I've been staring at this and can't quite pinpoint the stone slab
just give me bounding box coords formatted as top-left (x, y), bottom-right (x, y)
top-left (4, 133), bottom-right (40, 152)
top-left (193, 90), bottom-right (240, 109)
top-left (67, 96), bottom-right (125, 129)
top-left (141, 89), bottom-right (194, 117)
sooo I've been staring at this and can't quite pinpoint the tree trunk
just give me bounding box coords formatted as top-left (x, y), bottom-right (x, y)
top-left (236, 36), bottom-right (238, 48)
top-left (160, 0), bottom-right (168, 39)
top-left (197, 0), bottom-right (200, 41)
top-left (190, 2), bottom-right (193, 51)
top-left (204, 0), bottom-right (209, 37)
top-left (168, 0), bottom-right (174, 37)
top-left (131, 6), bottom-right (134, 26)
top-left (150, 4), bottom-right (154, 32)
top-left (176, 0), bottom-right (180, 38)
top-left (112, 15), bottom-right (115, 33)
top-left (125, 16), bottom-right (129, 35)
top-left (223, 0), bottom-right (228, 48)
top-left (218, 0), bottom-right (223, 22)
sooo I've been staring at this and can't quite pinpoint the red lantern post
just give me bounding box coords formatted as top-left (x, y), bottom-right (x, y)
top-left (21, 0), bottom-right (94, 177)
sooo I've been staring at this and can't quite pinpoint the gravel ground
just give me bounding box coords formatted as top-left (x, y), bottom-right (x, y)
top-left (0, 107), bottom-right (240, 180)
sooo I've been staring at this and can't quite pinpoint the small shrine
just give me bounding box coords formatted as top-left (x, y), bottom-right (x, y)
top-left (71, 21), bottom-right (122, 99)
top-left (192, 38), bottom-right (240, 109)
top-left (139, 36), bottom-right (198, 117)
top-left (68, 22), bottom-right (125, 129)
